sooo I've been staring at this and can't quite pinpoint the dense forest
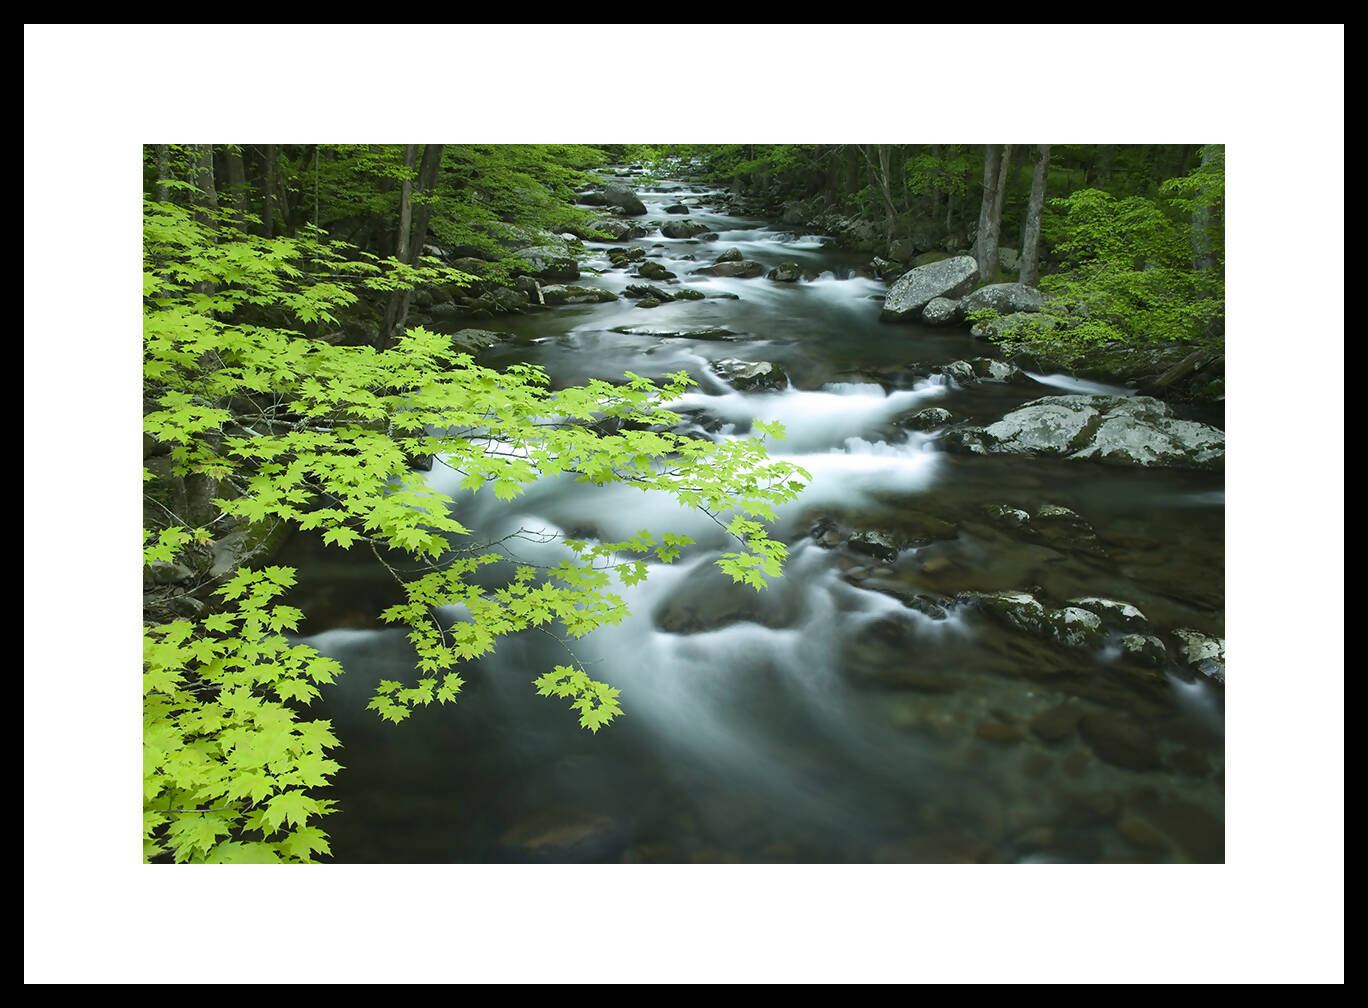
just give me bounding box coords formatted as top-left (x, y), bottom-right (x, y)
top-left (141, 141), bottom-right (1232, 864)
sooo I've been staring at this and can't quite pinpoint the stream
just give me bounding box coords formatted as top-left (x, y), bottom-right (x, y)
top-left (276, 170), bottom-right (1225, 863)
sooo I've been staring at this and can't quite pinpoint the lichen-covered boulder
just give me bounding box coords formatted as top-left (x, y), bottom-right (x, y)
top-left (1068, 597), bottom-right (1150, 632)
top-left (636, 261), bottom-right (677, 281)
top-left (767, 262), bottom-right (802, 282)
top-left (1172, 629), bottom-right (1225, 683)
top-left (920, 297), bottom-right (961, 325)
top-left (900, 406), bottom-right (953, 431)
top-left (879, 255), bottom-right (979, 322)
top-left (982, 394), bottom-right (1224, 470)
top-left (962, 282), bottom-right (1045, 317)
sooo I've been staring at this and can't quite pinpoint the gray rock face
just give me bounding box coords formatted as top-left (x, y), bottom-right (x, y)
top-left (982, 394), bottom-right (1224, 470)
top-left (961, 282), bottom-right (1046, 316)
top-left (601, 182), bottom-right (647, 216)
top-left (661, 219), bottom-right (712, 239)
top-left (920, 297), bottom-right (961, 325)
top-left (879, 255), bottom-right (979, 322)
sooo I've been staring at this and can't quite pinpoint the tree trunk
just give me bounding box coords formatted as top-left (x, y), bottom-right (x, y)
top-left (194, 145), bottom-right (218, 212)
top-left (225, 146), bottom-right (247, 215)
top-left (394, 144), bottom-right (417, 261)
top-left (976, 145), bottom-right (1012, 282)
top-left (1018, 145), bottom-right (1051, 287)
top-left (263, 144), bottom-right (278, 238)
top-left (381, 144), bottom-right (445, 348)
top-left (154, 144), bottom-right (169, 203)
top-left (1192, 146), bottom-right (1218, 274)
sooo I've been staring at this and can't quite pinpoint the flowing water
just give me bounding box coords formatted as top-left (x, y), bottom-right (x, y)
top-left (278, 173), bottom-right (1225, 863)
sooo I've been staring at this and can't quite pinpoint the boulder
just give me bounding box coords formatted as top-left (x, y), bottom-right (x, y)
top-left (624, 283), bottom-right (674, 302)
top-left (879, 255), bottom-right (979, 322)
top-left (696, 260), bottom-right (766, 279)
top-left (767, 262), bottom-right (802, 282)
top-left (920, 297), bottom-right (961, 326)
top-left (539, 284), bottom-right (619, 305)
top-left (664, 203), bottom-right (690, 214)
top-left (1172, 629), bottom-right (1225, 683)
top-left (900, 406), bottom-right (953, 431)
top-left (512, 246), bottom-right (579, 282)
top-left (601, 182), bottom-right (647, 216)
top-left (661, 219), bottom-right (712, 239)
top-left (1067, 597), bottom-right (1150, 632)
top-left (982, 394), bottom-right (1224, 470)
top-left (710, 359), bottom-right (788, 392)
top-left (636, 261), bottom-right (676, 281)
top-left (1119, 633), bottom-right (1168, 667)
top-left (715, 247), bottom-right (744, 263)
top-left (961, 282), bottom-right (1046, 316)
top-left (590, 217), bottom-right (647, 241)
top-left (449, 328), bottom-right (504, 354)
top-left (968, 357), bottom-right (1020, 382)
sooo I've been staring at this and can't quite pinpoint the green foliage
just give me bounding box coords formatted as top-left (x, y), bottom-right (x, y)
top-left (142, 183), bottom-right (808, 863)
top-left (971, 149), bottom-right (1225, 361)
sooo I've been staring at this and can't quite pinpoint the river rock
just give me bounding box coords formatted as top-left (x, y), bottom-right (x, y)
top-left (969, 357), bottom-right (1023, 382)
top-left (961, 282), bottom-right (1046, 317)
top-left (590, 217), bottom-right (647, 240)
top-left (1171, 629), bottom-right (1225, 683)
top-left (664, 203), bottom-right (690, 214)
top-left (539, 284), bottom-right (619, 305)
top-left (1048, 606), bottom-right (1105, 647)
top-left (661, 219), bottom-right (712, 239)
top-left (715, 247), bottom-right (743, 263)
top-left (900, 407), bottom-right (953, 431)
top-left (982, 394), bottom-right (1224, 470)
top-left (887, 238), bottom-right (917, 263)
top-left (971, 312), bottom-right (1059, 342)
top-left (636, 261), bottom-right (676, 281)
top-left (512, 246), bottom-right (579, 282)
top-left (983, 504), bottom-right (1030, 527)
top-left (920, 297), bottom-right (962, 325)
top-left (879, 255), bottom-right (979, 322)
top-left (1119, 633), bottom-right (1168, 667)
top-left (673, 288), bottom-right (705, 300)
top-left (624, 283), bottom-right (673, 302)
top-left (767, 262), bottom-right (802, 282)
top-left (1029, 702), bottom-right (1085, 741)
top-left (710, 358), bottom-right (787, 392)
top-left (697, 260), bottom-right (766, 278)
top-left (449, 328), bottom-right (505, 353)
top-left (601, 182), bottom-right (647, 216)
top-left (1067, 597), bottom-right (1150, 632)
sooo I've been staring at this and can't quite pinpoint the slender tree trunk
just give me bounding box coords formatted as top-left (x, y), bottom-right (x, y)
top-left (193, 145), bottom-right (218, 213)
top-left (1191, 146), bottom-right (1218, 274)
top-left (225, 146), bottom-right (247, 214)
top-left (976, 144), bottom-right (1012, 281)
top-left (1018, 144), bottom-right (1051, 287)
top-left (394, 144), bottom-right (417, 261)
top-left (381, 143), bottom-right (445, 348)
top-left (154, 144), bottom-right (170, 203)
top-left (263, 144), bottom-right (278, 238)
